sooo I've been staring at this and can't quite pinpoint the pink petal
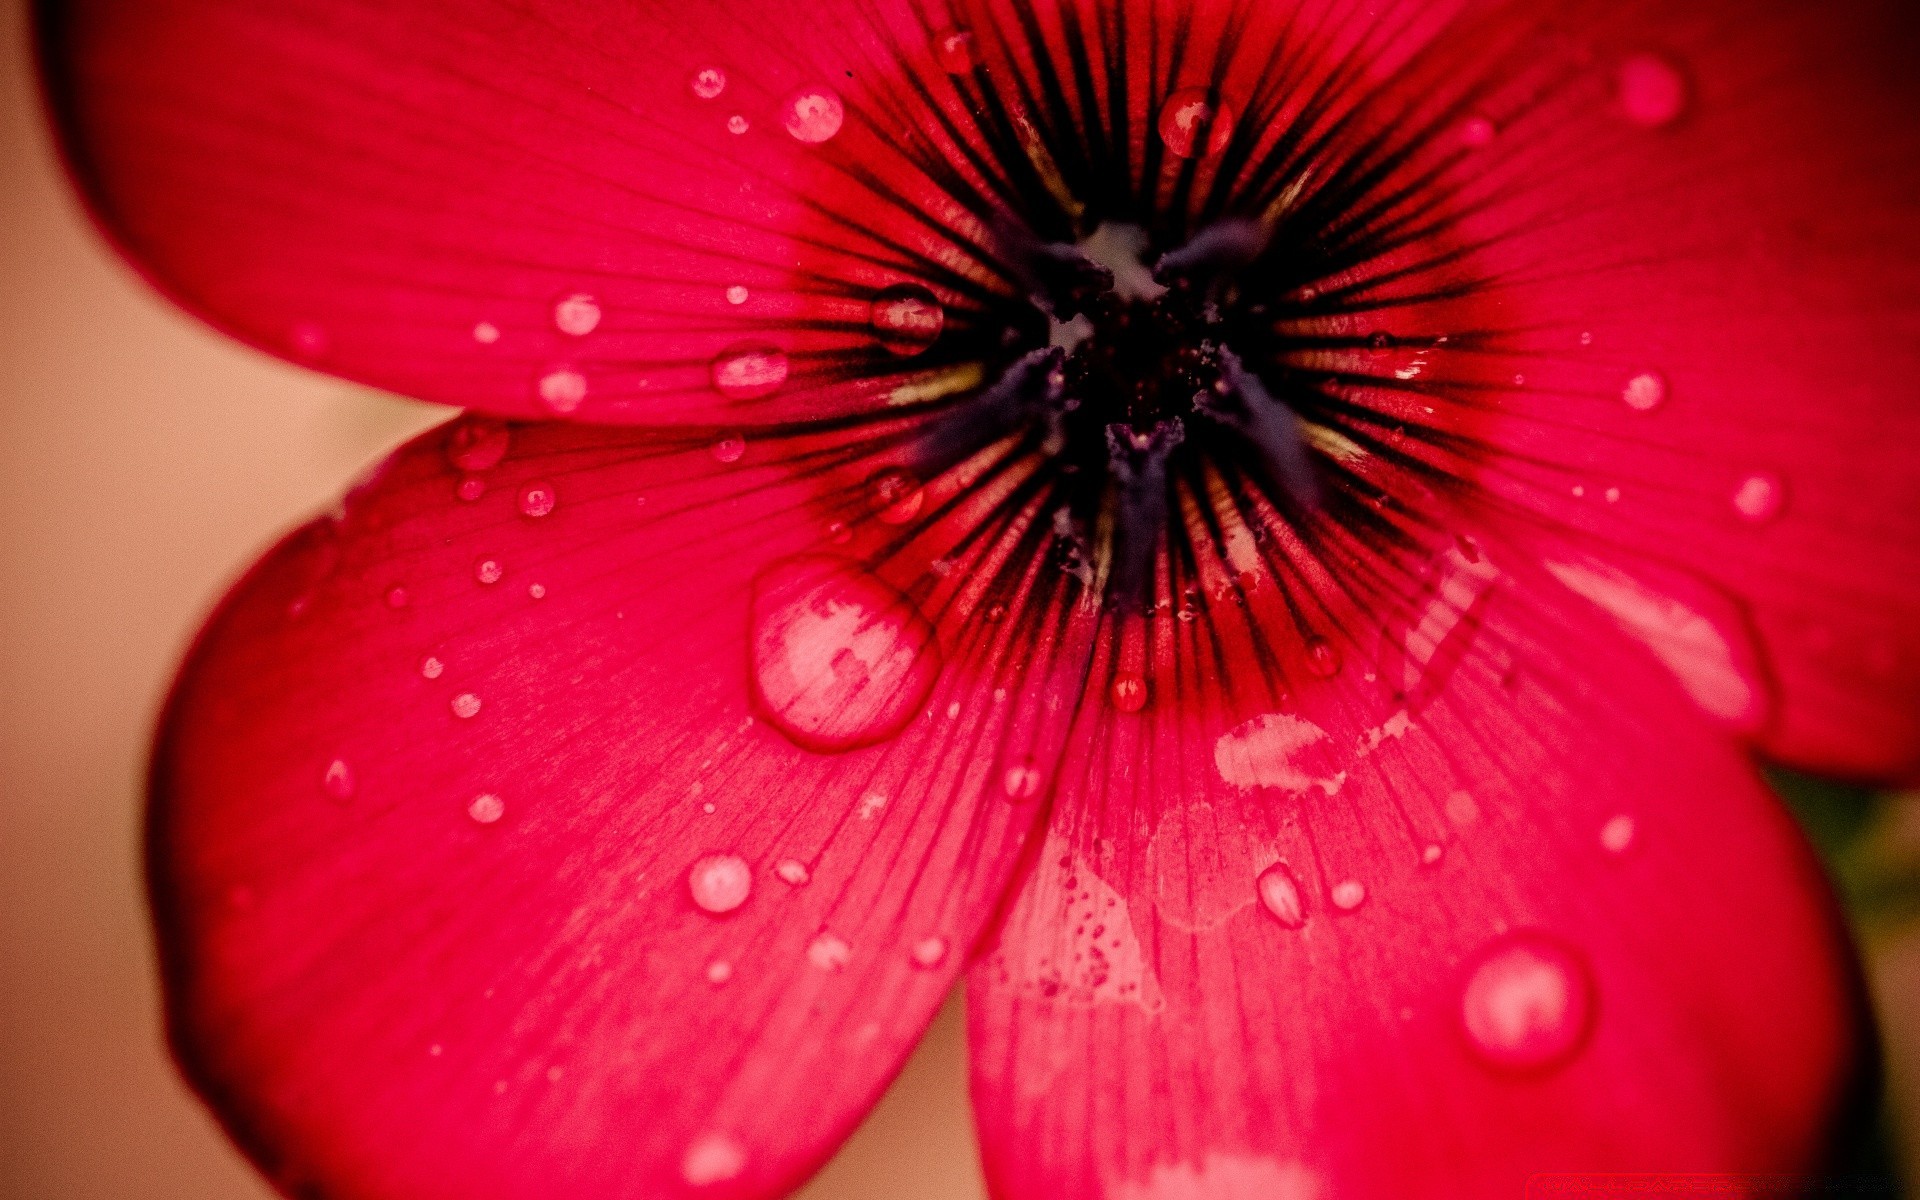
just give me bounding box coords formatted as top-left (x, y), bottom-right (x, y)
top-left (968, 544), bottom-right (1864, 1198)
top-left (149, 417), bottom-right (1086, 1198)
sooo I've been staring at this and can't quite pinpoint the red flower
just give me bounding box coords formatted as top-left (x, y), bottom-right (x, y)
top-left (39, 0), bottom-right (1920, 1196)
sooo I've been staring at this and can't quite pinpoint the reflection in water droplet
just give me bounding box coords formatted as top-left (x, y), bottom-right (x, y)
top-left (688, 854), bottom-right (753, 914)
top-left (682, 1133), bottom-right (747, 1187)
top-left (749, 557), bottom-right (941, 752)
top-left (1330, 880), bottom-right (1367, 911)
top-left (808, 933), bottom-right (852, 971)
top-left (706, 960), bottom-right (733, 985)
top-left (1621, 371), bottom-right (1667, 412)
top-left (1731, 472), bottom-right (1784, 522)
top-left (472, 321), bottom-right (501, 345)
top-left (451, 693), bottom-right (482, 719)
top-left (711, 434), bottom-right (746, 463)
top-left (869, 283), bottom-right (945, 356)
top-left (867, 468), bottom-right (924, 525)
top-left (725, 285), bottom-right (749, 305)
top-left (690, 67), bottom-right (727, 101)
top-left (727, 114), bottom-right (750, 135)
top-left (322, 759), bottom-right (355, 801)
top-left (1460, 933), bottom-right (1594, 1072)
top-left (1304, 636), bottom-right (1342, 679)
top-left (1002, 761), bottom-right (1042, 802)
top-left (710, 343), bottom-right (790, 399)
top-left (933, 27), bottom-right (976, 73)
top-left (1109, 671), bottom-right (1149, 712)
top-left (1600, 814), bottom-right (1637, 853)
top-left (775, 859), bottom-right (811, 886)
top-left (783, 87), bottom-right (845, 143)
top-left (1256, 862), bottom-right (1306, 928)
top-left (518, 482), bottom-right (557, 518)
top-left (911, 936), bottom-right (949, 968)
top-left (552, 293), bottom-right (601, 336)
top-left (446, 418), bottom-right (511, 472)
top-left (1617, 53), bottom-right (1687, 128)
top-left (1158, 89), bottom-right (1235, 158)
top-left (420, 656), bottom-right (445, 680)
top-left (467, 792), bottom-right (504, 824)
top-left (538, 367), bottom-right (587, 414)
top-left (475, 557), bottom-right (504, 585)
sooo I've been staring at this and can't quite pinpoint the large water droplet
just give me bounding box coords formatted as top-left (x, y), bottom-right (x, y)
top-left (1731, 472), bottom-right (1784, 522)
top-left (690, 67), bottom-right (727, 101)
top-left (682, 1132), bottom-right (747, 1187)
top-left (1109, 671), bottom-right (1149, 712)
top-left (467, 792), bottom-right (505, 824)
top-left (1460, 932), bottom-right (1594, 1072)
top-left (749, 557), bottom-right (941, 751)
top-left (1256, 862), bottom-right (1306, 928)
top-left (1158, 89), bottom-right (1235, 158)
top-left (1599, 813), bottom-right (1637, 854)
top-left (783, 86), bottom-right (845, 143)
top-left (867, 467), bottom-right (924, 525)
top-left (1001, 761), bottom-right (1042, 802)
top-left (446, 418), bottom-right (511, 472)
top-left (808, 933), bottom-right (852, 971)
top-left (552, 293), bottom-right (601, 337)
top-left (1330, 880), bottom-right (1367, 911)
top-left (517, 482), bottom-right (557, 518)
top-left (688, 854), bottom-right (752, 914)
top-left (451, 693), bottom-right (482, 719)
top-left (870, 283), bottom-right (945, 356)
top-left (1621, 371), bottom-right (1667, 412)
top-left (322, 759), bottom-right (356, 801)
top-left (710, 342), bottom-right (790, 399)
top-left (1617, 53), bottom-right (1687, 128)
top-left (538, 367), bottom-right (587, 414)
top-left (725, 285), bottom-right (749, 305)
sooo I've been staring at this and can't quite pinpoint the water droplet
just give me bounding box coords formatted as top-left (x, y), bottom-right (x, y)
top-left (911, 935), bottom-right (949, 968)
top-left (385, 586), bottom-right (410, 609)
top-left (1617, 53), bottom-right (1687, 128)
top-left (725, 285), bottom-right (749, 305)
top-left (749, 557), bottom-right (941, 752)
top-left (527, 583), bottom-right (547, 600)
top-left (1256, 862), bottom-right (1306, 928)
top-left (783, 86), bottom-right (845, 143)
top-left (1109, 671), bottom-right (1149, 712)
top-left (775, 859), bottom-right (811, 886)
top-left (808, 933), bottom-right (851, 971)
top-left (1158, 89), bottom-right (1235, 158)
top-left (1304, 636), bottom-right (1342, 679)
top-left (1330, 880), bottom-right (1367, 911)
top-left (1459, 115), bottom-right (1497, 146)
top-left (451, 693), bottom-right (482, 719)
top-left (1604, 486), bottom-right (1621, 504)
top-left (467, 792), bottom-right (504, 824)
top-left (472, 321), bottom-right (501, 344)
top-left (869, 283), bottom-right (945, 356)
top-left (825, 520), bottom-right (852, 545)
top-left (711, 433), bottom-right (746, 463)
top-left (690, 67), bottom-right (727, 101)
top-left (420, 655), bottom-right (445, 679)
top-left (1460, 932), bottom-right (1594, 1072)
top-left (688, 854), bottom-right (752, 914)
top-left (1600, 813), bottom-right (1637, 853)
top-left (1001, 761), bottom-right (1042, 802)
top-left (726, 114), bottom-right (750, 135)
top-left (552, 293), bottom-right (601, 337)
top-left (1445, 790), bottom-right (1480, 825)
top-left (538, 366), bottom-right (587, 414)
top-left (474, 557), bottom-right (504, 585)
top-left (682, 1133), bottom-right (747, 1187)
top-left (706, 959), bottom-right (733, 985)
top-left (932, 27), bottom-right (976, 73)
top-left (456, 476), bottom-right (485, 502)
top-left (1621, 371), bottom-right (1667, 412)
top-left (867, 467), bottom-right (924, 525)
top-left (1422, 843), bottom-right (1444, 865)
top-left (446, 418), bottom-right (511, 472)
top-left (710, 342), bottom-right (790, 399)
top-left (1731, 472), bottom-right (1784, 522)
top-left (322, 759), bottom-right (355, 801)
top-left (517, 482), bottom-right (557, 518)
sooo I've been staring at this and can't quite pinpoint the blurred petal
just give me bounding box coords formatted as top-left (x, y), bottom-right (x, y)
top-left (968, 542), bottom-right (1866, 1198)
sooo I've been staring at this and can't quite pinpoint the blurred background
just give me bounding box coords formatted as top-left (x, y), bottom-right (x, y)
top-left (0, 0), bottom-right (1915, 1194)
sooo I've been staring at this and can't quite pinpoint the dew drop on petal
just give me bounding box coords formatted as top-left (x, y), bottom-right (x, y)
top-left (1621, 371), bottom-right (1667, 412)
top-left (1422, 843), bottom-right (1444, 865)
top-left (710, 342), bottom-right (790, 399)
top-left (775, 859), bottom-right (811, 886)
top-left (321, 759), bottom-right (355, 801)
top-left (538, 367), bottom-right (587, 414)
top-left (1256, 862), bottom-right (1306, 929)
top-left (385, 586), bottom-right (410, 609)
top-left (1731, 472), bottom-right (1785, 522)
top-left (867, 467), bottom-right (925, 525)
top-left (1109, 671), bottom-right (1149, 712)
top-left (711, 433), bottom-right (747, 463)
top-left (725, 285), bottom-right (749, 305)
top-left (474, 557), bottom-right (504, 585)
top-left (1330, 880), bottom-right (1367, 911)
top-left (1600, 813), bottom-right (1637, 853)
top-left (1158, 89), bottom-right (1235, 158)
top-left (783, 86), bottom-right (845, 143)
top-left (420, 655), bottom-right (445, 680)
top-left (1460, 932), bottom-right (1594, 1072)
top-left (932, 27), bottom-right (976, 73)
top-left (726, 114), bottom-right (750, 135)
top-left (682, 1133), bottom-right (747, 1187)
top-left (808, 933), bottom-right (852, 971)
top-left (517, 482), bottom-right (557, 518)
top-left (527, 583), bottom-right (547, 600)
top-left (690, 67), bottom-right (727, 100)
top-left (688, 854), bottom-right (753, 914)
top-left (1304, 636), bottom-right (1342, 679)
top-left (869, 283), bottom-right (945, 356)
top-left (445, 418), bottom-right (511, 472)
top-left (467, 792), bottom-right (504, 824)
top-left (911, 936), bottom-right (949, 968)
top-left (749, 557), bottom-right (941, 752)
top-left (451, 693), bottom-right (482, 719)
top-left (1617, 53), bottom-right (1687, 128)
top-left (1001, 761), bottom-right (1042, 802)
top-left (552, 293), bottom-right (601, 337)
top-left (706, 959), bottom-right (733, 985)
top-left (472, 321), bottom-right (501, 345)
top-left (456, 476), bottom-right (486, 502)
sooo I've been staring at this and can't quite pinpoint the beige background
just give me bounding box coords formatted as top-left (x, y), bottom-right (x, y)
top-left (3, 0), bottom-right (1917, 1195)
